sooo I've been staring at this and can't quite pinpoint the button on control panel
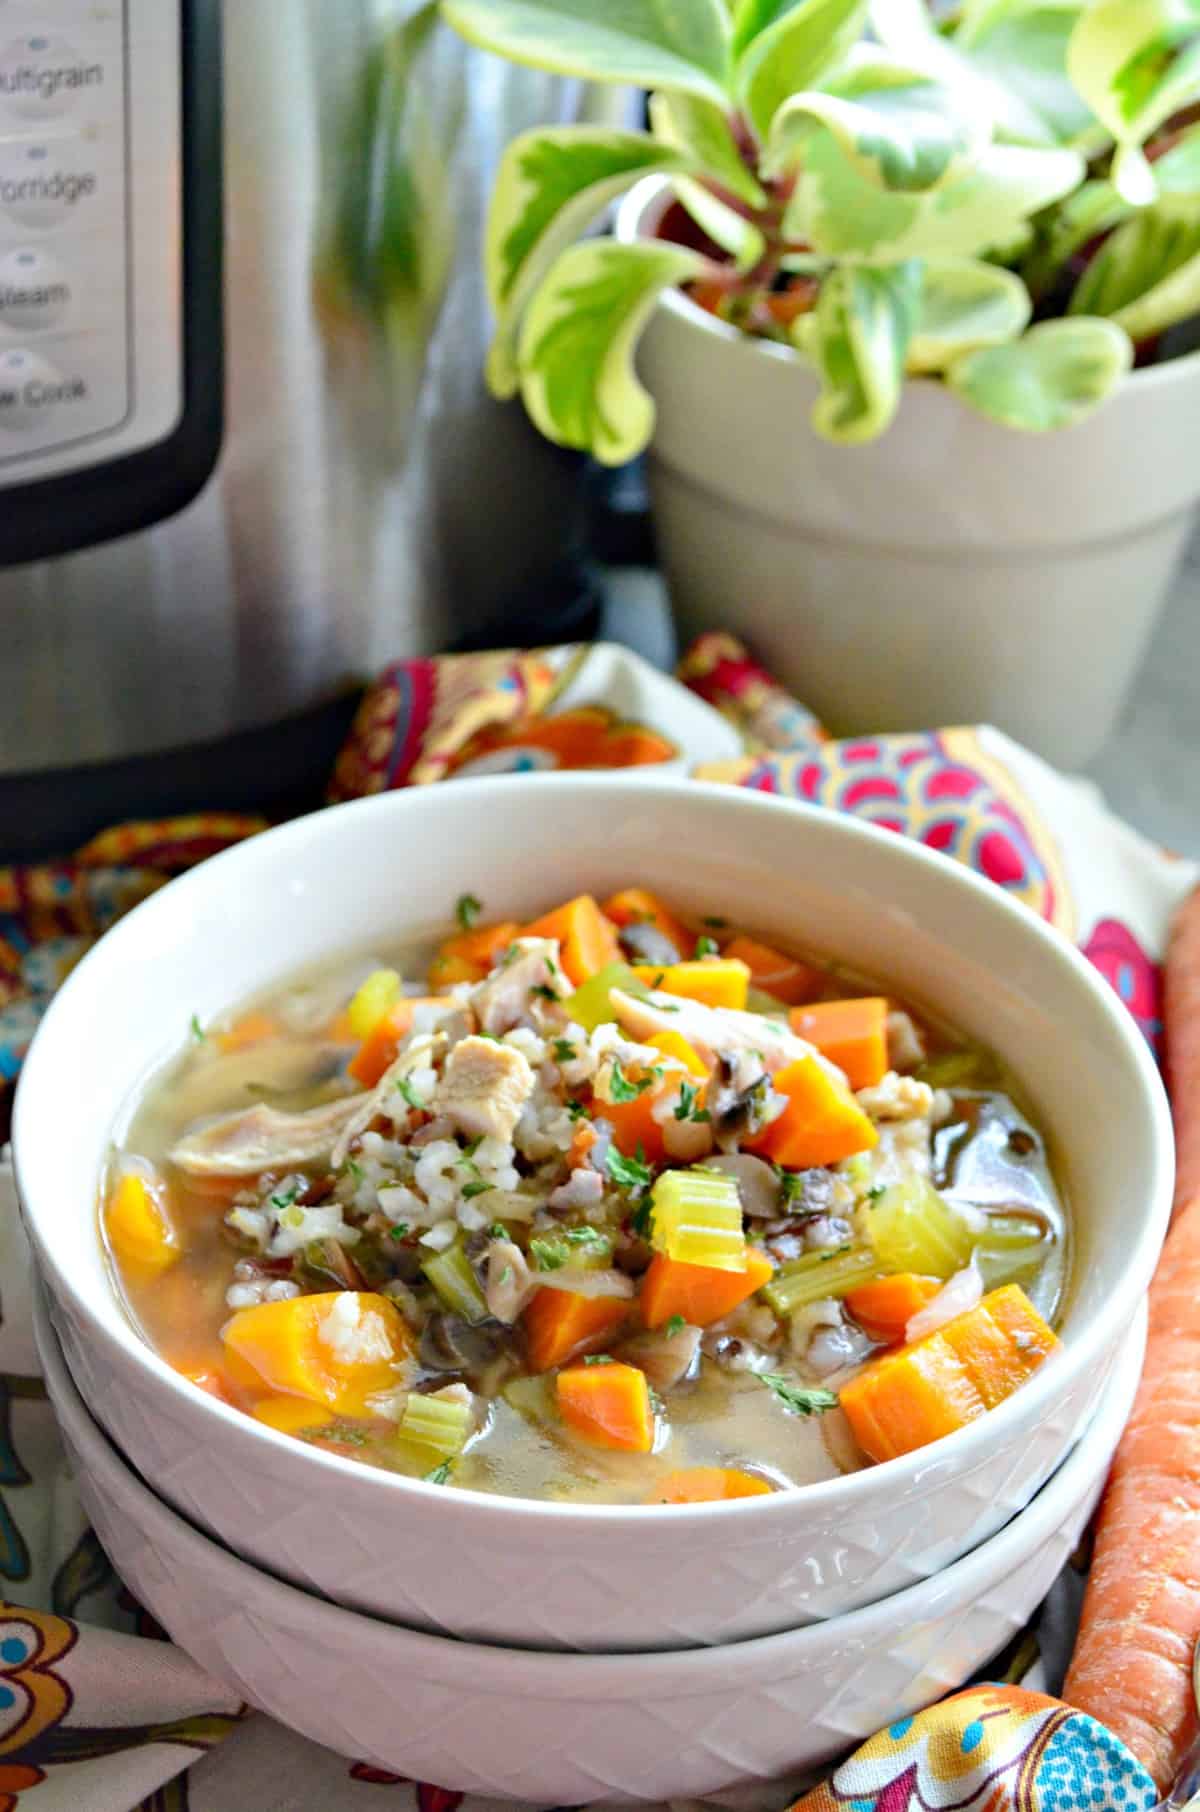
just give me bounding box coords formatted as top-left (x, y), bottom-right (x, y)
top-left (0, 1), bottom-right (184, 478)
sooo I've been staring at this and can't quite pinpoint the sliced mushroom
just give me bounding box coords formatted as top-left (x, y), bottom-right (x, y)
top-left (168, 1041), bottom-right (348, 1124)
top-left (700, 1153), bottom-right (782, 1220)
top-left (617, 921), bottom-right (683, 966)
top-left (473, 939), bottom-right (568, 1036)
top-left (418, 1312), bottom-right (507, 1376)
top-left (170, 1096), bottom-right (362, 1176)
top-left (484, 1240), bottom-right (537, 1325)
top-left (615, 1323), bottom-right (702, 1390)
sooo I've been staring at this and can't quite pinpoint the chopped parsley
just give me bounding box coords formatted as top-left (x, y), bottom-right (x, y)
top-left (778, 1170), bottom-right (808, 1208)
top-left (531, 984), bottom-right (558, 1002)
top-left (461, 1137), bottom-right (482, 1157)
top-left (455, 892), bottom-right (482, 930)
top-left (629, 1196), bottom-right (655, 1241)
top-left (269, 1183), bottom-right (302, 1213)
top-left (426, 1461), bottom-right (454, 1485)
top-left (189, 1013), bottom-right (206, 1042)
top-left (565, 1097), bottom-right (587, 1122)
top-left (673, 1079), bottom-right (711, 1123)
top-left (395, 1076), bottom-right (425, 1111)
top-left (664, 1314), bottom-right (687, 1337)
top-left (605, 1145), bottom-right (653, 1193)
top-left (583, 1353), bottom-right (613, 1366)
top-left (608, 1057), bottom-right (655, 1103)
top-left (553, 1038), bottom-right (577, 1064)
top-left (650, 970), bottom-right (667, 989)
top-left (499, 1265), bottom-right (514, 1286)
top-left (489, 1222), bottom-right (510, 1241)
top-left (693, 935), bottom-right (719, 959)
top-left (565, 1226), bottom-right (607, 1248)
top-left (530, 1237), bottom-right (568, 1272)
top-left (461, 1180), bottom-right (494, 1201)
top-left (545, 954), bottom-right (560, 978)
top-left (760, 1374), bottom-right (838, 1417)
top-left (389, 1221), bottom-right (410, 1241)
top-left (343, 1157), bottom-right (364, 1183)
top-left (866, 1183), bottom-right (885, 1201)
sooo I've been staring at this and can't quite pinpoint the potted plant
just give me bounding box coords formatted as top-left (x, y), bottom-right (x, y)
top-left (440, 0), bottom-right (1200, 768)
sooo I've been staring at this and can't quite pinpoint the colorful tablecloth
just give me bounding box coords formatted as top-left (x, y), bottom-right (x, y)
top-left (0, 635), bottom-right (1194, 1812)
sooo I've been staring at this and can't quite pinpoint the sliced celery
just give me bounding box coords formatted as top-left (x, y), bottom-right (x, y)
top-left (399, 1391), bottom-right (473, 1460)
top-left (974, 1213), bottom-right (1049, 1290)
top-left (745, 986), bottom-right (789, 1021)
top-left (651, 1167), bottom-right (746, 1272)
top-left (501, 1374), bottom-right (555, 1425)
top-left (917, 1048), bottom-right (1001, 1090)
top-left (421, 1242), bottom-right (489, 1324)
top-left (565, 962), bottom-right (642, 1032)
top-left (869, 1178), bottom-right (975, 1279)
top-left (347, 967), bottom-right (401, 1039)
top-left (763, 1245), bottom-right (881, 1316)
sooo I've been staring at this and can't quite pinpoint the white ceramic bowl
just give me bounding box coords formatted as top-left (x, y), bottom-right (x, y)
top-left (13, 777), bottom-right (1173, 1650)
top-left (37, 1278), bottom-right (1145, 1804)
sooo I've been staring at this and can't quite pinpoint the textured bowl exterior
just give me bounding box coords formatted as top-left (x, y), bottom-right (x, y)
top-left (39, 1284), bottom-right (1145, 1805)
top-left (13, 777), bottom-right (1173, 1650)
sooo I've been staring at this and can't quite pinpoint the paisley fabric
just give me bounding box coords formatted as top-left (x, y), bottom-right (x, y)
top-left (0, 634), bottom-right (1194, 1812)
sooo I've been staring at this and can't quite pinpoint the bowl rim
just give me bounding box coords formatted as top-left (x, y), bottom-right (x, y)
top-left (36, 1270), bottom-right (1145, 1686)
top-left (13, 773), bottom-right (1175, 1529)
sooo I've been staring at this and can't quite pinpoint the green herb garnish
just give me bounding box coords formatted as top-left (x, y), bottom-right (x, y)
top-left (530, 1237), bottom-right (568, 1272)
top-left (565, 1226), bottom-right (607, 1247)
top-left (189, 1013), bottom-right (206, 1042)
top-left (270, 1183), bottom-right (301, 1212)
top-left (532, 984), bottom-right (558, 1002)
top-left (583, 1353), bottom-right (613, 1366)
top-left (461, 1180), bottom-right (494, 1201)
top-left (456, 893), bottom-right (482, 930)
top-left (343, 1157), bottom-right (364, 1182)
top-left (389, 1222), bottom-right (410, 1241)
top-left (605, 1145), bottom-right (653, 1193)
top-left (703, 916), bottom-right (728, 929)
top-left (866, 1183), bottom-right (885, 1201)
top-left (426, 1461), bottom-right (454, 1485)
top-left (395, 1076), bottom-right (425, 1111)
top-left (778, 1170), bottom-right (808, 1208)
top-left (553, 1038), bottom-right (577, 1064)
top-left (664, 1314), bottom-right (687, 1337)
top-left (565, 1098), bottom-right (587, 1121)
top-left (694, 936), bottom-right (719, 959)
top-left (760, 1374), bottom-right (839, 1417)
top-left (489, 1222), bottom-right (509, 1241)
top-left (629, 1196), bottom-right (655, 1241)
top-left (673, 1079), bottom-right (711, 1123)
top-left (608, 1057), bottom-right (655, 1104)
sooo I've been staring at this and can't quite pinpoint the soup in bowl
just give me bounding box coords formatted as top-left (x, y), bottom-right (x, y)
top-left (14, 777), bottom-right (1171, 1650)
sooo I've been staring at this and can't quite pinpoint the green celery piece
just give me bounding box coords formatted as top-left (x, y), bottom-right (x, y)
top-left (974, 1212), bottom-right (1049, 1290)
top-left (421, 1242), bottom-right (489, 1324)
top-left (501, 1374), bottom-right (555, 1425)
top-left (565, 961), bottom-right (642, 1031)
top-left (869, 1178), bottom-right (975, 1279)
top-left (763, 1245), bottom-right (881, 1315)
top-left (745, 986), bottom-right (790, 1020)
top-left (399, 1392), bottom-right (473, 1460)
top-left (651, 1167), bottom-right (746, 1272)
top-left (917, 1048), bottom-right (1001, 1089)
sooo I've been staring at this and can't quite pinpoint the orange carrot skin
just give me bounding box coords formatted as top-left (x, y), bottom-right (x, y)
top-left (845, 1273), bottom-right (942, 1345)
top-left (523, 1289), bottom-right (630, 1373)
top-left (1064, 1207), bottom-right (1200, 1788)
top-left (557, 1362), bottom-right (654, 1452)
top-left (648, 1467), bottom-right (773, 1503)
top-left (522, 895), bottom-right (620, 987)
top-left (1167, 888), bottom-right (1200, 1221)
top-left (723, 935), bottom-right (822, 1006)
top-left (602, 889), bottom-right (693, 961)
top-left (640, 1249), bottom-right (774, 1329)
top-left (438, 920), bottom-right (520, 969)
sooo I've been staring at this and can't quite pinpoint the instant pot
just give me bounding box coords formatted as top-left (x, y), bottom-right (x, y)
top-left (0, 0), bottom-right (590, 841)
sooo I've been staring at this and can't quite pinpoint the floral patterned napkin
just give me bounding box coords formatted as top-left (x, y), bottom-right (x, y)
top-left (0, 635), bottom-right (1193, 1812)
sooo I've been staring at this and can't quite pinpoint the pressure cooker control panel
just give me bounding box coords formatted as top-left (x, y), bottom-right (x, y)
top-left (0, 0), bottom-right (184, 482)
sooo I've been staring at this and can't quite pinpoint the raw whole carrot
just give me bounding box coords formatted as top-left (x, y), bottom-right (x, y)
top-left (845, 1273), bottom-right (942, 1345)
top-left (1064, 887), bottom-right (1200, 1788)
top-left (522, 895), bottom-right (620, 987)
top-left (647, 1467), bottom-right (773, 1503)
top-left (745, 1056), bottom-right (878, 1169)
top-left (640, 1248), bottom-right (774, 1329)
top-left (557, 1362), bottom-right (654, 1452)
top-left (523, 1288), bottom-right (631, 1372)
top-left (631, 959), bottom-right (751, 1011)
top-left (723, 935), bottom-right (822, 1006)
top-left (789, 997), bottom-right (890, 1089)
top-left (602, 889), bottom-right (693, 961)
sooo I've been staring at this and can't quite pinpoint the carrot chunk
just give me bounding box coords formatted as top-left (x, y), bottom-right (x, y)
top-left (217, 1010), bottom-right (279, 1053)
top-left (640, 1248), bottom-right (774, 1329)
top-left (602, 1083), bottom-right (667, 1164)
top-left (647, 1467), bottom-right (773, 1503)
top-left (790, 997), bottom-right (890, 1089)
top-left (745, 1056), bottom-right (878, 1169)
top-left (724, 935), bottom-right (822, 1006)
top-left (428, 951), bottom-right (486, 991)
top-left (646, 1029), bottom-right (709, 1078)
top-left (251, 1395), bottom-right (334, 1435)
top-left (838, 1284), bottom-right (1058, 1463)
top-left (521, 895), bottom-right (620, 987)
top-left (438, 920), bottom-right (520, 970)
top-left (523, 1288), bottom-right (631, 1372)
top-left (557, 1361), bottom-right (654, 1452)
top-left (602, 889), bottom-right (693, 961)
top-left (845, 1273), bottom-right (943, 1345)
top-left (347, 997), bottom-right (446, 1088)
top-left (631, 960), bottom-right (750, 1010)
top-left (104, 1171), bottom-right (181, 1278)
top-left (221, 1292), bottom-right (411, 1419)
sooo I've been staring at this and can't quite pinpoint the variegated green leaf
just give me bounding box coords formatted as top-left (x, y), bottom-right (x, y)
top-left (1069, 197), bottom-right (1200, 338)
top-left (1153, 119), bottom-right (1200, 191)
top-left (1067, 0), bottom-right (1200, 201)
top-left (959, 1), bottom-right (1097, 145)
top-left (441, 0), bottom-right (733, 103)
top-left (809, 260), bottom-right (923, 442)
top-left (907, 257), bottom-right (1032, 371)
top-left (945, 316), bottom-right (1132, 428)
top-left (517, 239), bottom-right (704, 464)
top-left (671, 177), bottom-right (767, 268)
top-left (735, 0), bottom-right (868, 139)
top-left (1020, 178), bottom-right (1133, 299)
top-left (649, 91), bottom-right (764, 205)
top-left (769, 56), bottom-right (987, 195)
top-left (484, 128), bottom-right (694, 397)
top-left (868, 0), bottom-right (1070, 143)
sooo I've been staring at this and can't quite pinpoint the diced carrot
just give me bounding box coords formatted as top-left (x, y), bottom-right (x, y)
top-left (790, 997), bottom-right (890, 1089)
top-left (566, 1121), bottom-right (598, 1171)
top-left (428, 951), bottom-right (484, 991)
top-left (602, 1083), bottom-right (666, 1165)
top-left (523, 1288), bottom-right (632, 1373)
top-left (330, 1009), bottom-right (355, 1043)
top-left (221, 1292), bottom-right (412, 1419)
top-left (602, 889), bottom-right (693, 961)
top-left (845, 1273), bottom-right (943, 1345)
top-left (172, 1361), bottom-right (232, 1403)
top-left (438, 920), bottom-right (520, 970)
top-left (745, 1056), bottom-right (878, 1169)
top-left (217, 1010), bottom-right (278, 1053)
top-left (104, 1171), bottom-right (181, 1278)
top-left (251, 1395), bottom-right (335, 1435)
top-left (521, 895), bottom-right (620, 987)
top-left (557, 1361), bottom-right (654, 1452)
top-left (347, 997), bottom-right (446, 1088)
top-left (723, 935), bottom-right (822, 1006)
top-left (646, 1029), bottom-right (709, 1078)
top-left (647, 1467), bottom-right (773, 1504)
top-left (640, 1248), bottom-right (775, 1329)
top-left (838, 1284), bottom-right (1058, 1464)
top-left (631, 960), bottom-right (751, 1010)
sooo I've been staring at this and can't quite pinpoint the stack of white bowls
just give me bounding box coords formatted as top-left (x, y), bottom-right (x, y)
top-left (13, 779), bottom-right (1173, 1804)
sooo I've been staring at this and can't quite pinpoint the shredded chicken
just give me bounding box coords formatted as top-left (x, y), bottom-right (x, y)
top-left (170, 1096), bottom-right (362, 1176)
top-left (609, 987), bottom-right (817, 1075)
top-left (331, 1033), bottom-right (444, 1168)
top-left (434, 1036), bottom-right (536, 1143)
top-left (473, 939), bottom-right (568, 1035)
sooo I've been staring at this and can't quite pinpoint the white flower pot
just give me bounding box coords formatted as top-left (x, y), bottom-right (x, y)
top-left (616, 180), bottom-right (1200, 772)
